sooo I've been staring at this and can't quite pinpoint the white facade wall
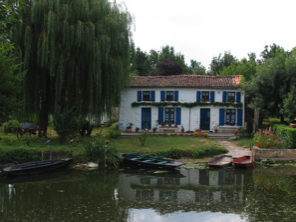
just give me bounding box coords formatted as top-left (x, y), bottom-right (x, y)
top-left (119, 87), bottom-right (244, 132)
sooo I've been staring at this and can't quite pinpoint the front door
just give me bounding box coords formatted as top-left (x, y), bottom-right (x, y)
top-left (142, 108), bottom-right (151, 129)
top-left (200, 109), bottom-right (210, 130)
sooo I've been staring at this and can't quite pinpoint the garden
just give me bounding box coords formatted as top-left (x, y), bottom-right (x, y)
top-left (0, 119), bottom-right (228, 168)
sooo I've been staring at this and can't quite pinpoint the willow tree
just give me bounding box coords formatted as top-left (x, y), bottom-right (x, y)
top-left (12, 0), bottom-right (131, 132)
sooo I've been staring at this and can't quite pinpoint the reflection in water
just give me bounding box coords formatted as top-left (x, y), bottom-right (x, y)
top-left (1, 166), bottom-right (296, 221)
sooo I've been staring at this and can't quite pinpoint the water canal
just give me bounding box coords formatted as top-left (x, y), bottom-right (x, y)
top-left (1, 164), bottom-right (296, 221)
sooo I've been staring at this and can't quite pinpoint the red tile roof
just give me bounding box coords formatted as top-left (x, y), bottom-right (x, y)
top-left (129, 75), bottom-right (243, 88)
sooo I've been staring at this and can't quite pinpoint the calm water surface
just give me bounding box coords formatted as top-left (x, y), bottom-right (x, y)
top-left (1, 165), bottom-right (296, 222)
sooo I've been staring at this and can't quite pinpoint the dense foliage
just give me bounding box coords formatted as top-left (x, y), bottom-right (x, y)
top-left (12, 0), bottom-right (132, 133)
top-left (0, 148), bottom-right (40, 164)
top-left (275, 124), bottom-right (296, 148)
top-left (0, 45), bottom-right (24, 124)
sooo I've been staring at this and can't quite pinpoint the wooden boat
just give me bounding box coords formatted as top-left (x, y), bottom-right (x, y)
top-left (208, 154), bottom-right (233, 167)
top-left (233, 156), bottom-right (255, 168)
top-left (121, 152), bottom-right (186, 170)
top-left (1, 158), bottom-right (72, 176)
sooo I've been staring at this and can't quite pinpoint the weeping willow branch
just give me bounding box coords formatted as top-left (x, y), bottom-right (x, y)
top-left (12, 0), bottom-right (132, 130)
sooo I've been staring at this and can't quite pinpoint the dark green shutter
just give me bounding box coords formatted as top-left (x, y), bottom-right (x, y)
top-left (219, 109), bottom-right (225, 125)
top-left (158, 108), bottom-right (164, 124)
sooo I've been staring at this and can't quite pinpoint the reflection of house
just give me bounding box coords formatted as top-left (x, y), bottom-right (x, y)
top-left (118, 169), bottom-right (244, 207)
top-left (119, 75), bottom-right (244, 133)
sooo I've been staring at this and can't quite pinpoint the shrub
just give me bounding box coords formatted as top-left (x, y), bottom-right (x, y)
top-left (107, 122), bottom-right (121, 138)
top-left (0, 149), bottom-right (41, 164)
top-left (21, 133), bottom-right (32, 147)
top-left (83, 134), bottom-right (121, 167)
top-left (78, 118), bottom-right (94, 137)
top-left (156, 146), bottom-right (228, 159)
top-left (275, 124), bottom-right (296, 148)
top-left (193, 132), bottom-right (199, 137)
top-left (138, 128), bottom-right (150, 146)
top-left (270, 118), bottom-right (281, 130)
top-left (203, 132), bottom-right (209, 137)
top-left (2, 138), bottom-right (17, 146)
top-left (254, 129), bottom-right (287, 149)
top-left (53, 108), bottom-right (78, 144)
top-left (2, 120), bottom-right (20, 134)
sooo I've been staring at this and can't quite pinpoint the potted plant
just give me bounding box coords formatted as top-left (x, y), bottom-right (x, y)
top-left (135, 127), bottom-right (140, 132)
top-left (174, 122), bottom-right (178, 127)
top-left (195, 129), bottom-right (201, 134)
top-left (153, 127), bottom-right (157, 132)
top-left (166, 120), bottom-right (173, 127)
top-left (161, 122), bottom-right (165, 127)
top-left (181, 126), bottom-right (185, 133)
top-left (214, 125), bottom-right (218, 133)
top-left (126, 122), bottom-right (133, 132)
top-left (227, 121), bottom-right (235, 126)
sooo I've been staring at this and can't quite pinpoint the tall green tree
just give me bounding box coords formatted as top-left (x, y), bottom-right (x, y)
top-left (208, 51), bottom-right (237, 75)
top-left (247, 48), bottom-right (296, 119)
top-left (219, 53), bottom-right (257, 81)
top-left (188, 59), bottom-right (206, 75)
top-left (12, 0), bottom-right (132, 132)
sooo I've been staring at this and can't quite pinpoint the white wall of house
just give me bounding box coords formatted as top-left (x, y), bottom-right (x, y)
top-left (119, 87), bottom-right (244, 132)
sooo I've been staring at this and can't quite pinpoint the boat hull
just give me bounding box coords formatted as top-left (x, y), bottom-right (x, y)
top-left (233, 156), bottom-right (255, 168)
top-left (121, 154), bottom-right (186, 170)
top-left (208, 154), bottom-right (233, 167)
top-left (1, 158), bottom-right (72, 176)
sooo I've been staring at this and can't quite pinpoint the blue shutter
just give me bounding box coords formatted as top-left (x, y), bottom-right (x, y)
top-left (219, 109), bottom-right (225, 126)
top-left (151, 91), bottom-right (155, 101)
top-left (236, 92), bottom-right (241, 103)
top-left (210, 91), bottom-right (215, 102)
top-left (137, 91), bottom-right (142, 101)
top-left (176, 108), bottom-right (181, 125)
top-left (158, 108), bottom-right (164, 124)
top-left (174, 91), bottom-right (179, 101)
top-left (223, 91), bottom-right (227, 102)
top-left (197, 91), bottom-right (201, 102)
top-left (237, 109), bottom-right (243, 126)
top-left (161, 91), bottom-right (165, 101)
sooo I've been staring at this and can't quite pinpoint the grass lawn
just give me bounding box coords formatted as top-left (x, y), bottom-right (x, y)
top-left (0, 124), bottom-right (227, 160)
top-left (232, 137), bottom-right (255, 147)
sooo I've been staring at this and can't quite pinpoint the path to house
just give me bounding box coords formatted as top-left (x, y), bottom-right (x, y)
top-left (179, 139), bottom-right (252, 163)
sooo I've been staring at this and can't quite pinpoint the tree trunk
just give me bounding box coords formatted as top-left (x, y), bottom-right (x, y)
top-left (39, 74), bottom-right (50, 134)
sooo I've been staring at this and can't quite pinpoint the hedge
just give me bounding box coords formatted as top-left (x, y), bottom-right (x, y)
top-left (275, 124), bottom-right (296, 148)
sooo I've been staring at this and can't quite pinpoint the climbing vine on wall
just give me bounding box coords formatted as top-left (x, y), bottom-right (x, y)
top-left (131, 102), bottom-right (243, 108)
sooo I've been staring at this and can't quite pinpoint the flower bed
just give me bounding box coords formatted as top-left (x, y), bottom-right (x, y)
top-left (254, 130), bottom-right (286, 149)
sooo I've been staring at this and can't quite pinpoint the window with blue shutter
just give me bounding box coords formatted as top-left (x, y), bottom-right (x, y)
top-left (219, 109), bottom-right (225, 126)
top-left (236, 92), bottom-right (241, 103)
top-left (151, 91), bottom-right (155, 101)
top-left (222, 91), bottom-right (227, 102)
top-left (210, 91), bottom-right (215, 102)
top-left (237, 109), bottom-right (243, 126)
top-left (161, 91), bottom-right (165, 101)
top-left (137, 91), bottom-right (142, 101)
top-left (158, 108), bottom-right (164, 124)
top-left (176, 108), bottom-right (181, 124)
top-left (174, 91), bottom-right (179, 101)
top-left (197, 91), bottom-right (201, 102)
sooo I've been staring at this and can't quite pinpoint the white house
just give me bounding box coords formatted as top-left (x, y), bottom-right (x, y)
top-left (119, 75), bottom-right (244, 133)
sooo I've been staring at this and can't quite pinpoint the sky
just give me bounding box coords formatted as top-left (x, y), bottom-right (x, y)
top-left (117, 0), bottom-right (296, 70)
